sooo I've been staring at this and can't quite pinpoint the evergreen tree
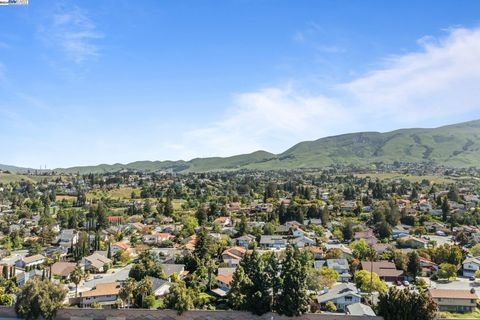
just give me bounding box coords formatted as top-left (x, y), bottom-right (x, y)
top-left (407, 251), bottom-right (421, 281)
top-left (276, 246), bottom-right (309, 316)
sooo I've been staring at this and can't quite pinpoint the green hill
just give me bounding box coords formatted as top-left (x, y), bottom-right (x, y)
top-left (3, 120), bottom-right (480, 174)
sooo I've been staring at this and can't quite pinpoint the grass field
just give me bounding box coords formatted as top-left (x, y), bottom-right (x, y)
top-left (0, 172), bottom-right (36, 183)
top-left (87, 187), bottom-right (140, 200)
top-left (56, 195), bottom-right (77, 202)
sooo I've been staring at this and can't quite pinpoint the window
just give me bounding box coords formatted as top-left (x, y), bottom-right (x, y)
top-left (345, 296), bottom-right (352, 302)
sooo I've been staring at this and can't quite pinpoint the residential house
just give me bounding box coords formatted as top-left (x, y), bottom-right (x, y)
top-left (16, 254), bottom-right (45, 269)
top-left (419, 257), bottom-right (438, 276)
top-left (360, 261), bottom-right (403, 282)
top-left (259, 235), bottom-right (288, 250)
top-left (326, 258), bottom-right (348, 272)
top-left (78, 282), bottom-right (121, 308)
top-left (57, 229), bottom-right (78, 249)
top-left (346, 302), bottom-right (376, 316)
top-left (462, 256), bottom-right (480, 277)
top-left (213, 216), bottom-right (232, 227)
top-left (429, 288), bottom-right (478, 313)
top-left (234, 235), bottom-right (256, 248)
top-left (51, 262), bottom-right (77, 279)
top-left (397, 236), bottom-right (426, 249)
top-left (111, 241), bottom-right (131, 256)
top-left (150, 276), bottom-right (171, 297)
top-left (290, 236), bottom-right (316, 248)
top-left (317, 283), bottom-right (362, 311)
top-left (160, 264), bottom-right (186, 279)
top-left (222, 247), bottom-right (246, 267)
top-left (82, 253), bottom-right (112, 273)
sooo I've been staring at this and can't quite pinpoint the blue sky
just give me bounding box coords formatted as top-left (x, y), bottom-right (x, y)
top-left (1, 0), bottom-right (480, 168)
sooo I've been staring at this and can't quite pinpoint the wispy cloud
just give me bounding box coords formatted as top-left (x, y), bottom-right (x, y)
top-left (40, 5), bottom-right (103, 63)
top-left (175, 27), bottom-right (480, 158)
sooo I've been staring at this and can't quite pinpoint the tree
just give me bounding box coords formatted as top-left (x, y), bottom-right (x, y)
top-left (137, 277), bottom-right (152, 308)
top-left (471, 243), bottom-right (480, 257)
top-left (407, 251), bottom-right (421, 281)
top-left (377, 286), bottom-right (437, 320)
top-left (70, 266), bottom-right (84, 298)
top-left (227, 265), bottom-right (252, 310)
top-left (437, 263), bottom-right (457, 281)
top-left (15, 278), bottom-right (67, 320)
top-left (306, 267), bottom-right (338, 292)
top-left (325, 301), bottom-right (337, 312)
top-left (354, 270), bottom-right (387, 293)
top-left (320, 206), bottom-right (329, 227)
top-left (119, 278), bottom-right (136, 308)
top-left (276, 246), bottom-right (310, 316)
top-left (350, 239), bottom-right (371, 260)
top-left (342, 220), bottom-right (353, 241)
top-left (441, 197), bottom-right (449, 222)
top-left (164, 280), bottom-right (194, 314)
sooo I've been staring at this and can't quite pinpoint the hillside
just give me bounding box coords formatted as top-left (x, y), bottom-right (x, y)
top-left (2, 120), bottom-right (480, 174)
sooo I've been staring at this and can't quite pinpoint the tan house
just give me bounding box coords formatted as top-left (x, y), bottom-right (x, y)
top-left (78, 282), bottom-right (121, 308)
top-left (429, 288), bottom-right (478, 313)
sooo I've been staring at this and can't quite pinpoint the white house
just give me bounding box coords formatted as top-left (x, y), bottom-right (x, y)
top-left (317, 283), bottom-right (362, 311)
top-left (462, 257), bottom-right (480, 277)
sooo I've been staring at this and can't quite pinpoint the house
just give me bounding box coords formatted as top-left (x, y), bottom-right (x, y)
top-left (82, 253), bottom-right (112, 273)
top-left (429, 288), bottom-right (478, 313)
top-left (354, 229), bottom-right (378, 245)
top-left (150, 276), bottom-right (171, 297)
top-left (16, 254), bottom-right (45, 269)
top-left (78, 282), bottom-right (121, 308)
top-left (16, 269), bottom-right (43, 287)
top-left (160, 264), bottom-right (186, 279)
top-left (397, 236), bottom-right (426, 249)
top-left (392, 226), bottom-right (410, 239)
top-left (222, 247), bottom-right (246, 267)
top-left (290, 236), bottom-right (316, 248)
top-left (216, 273), bottom-right (234, 292)
top-left (259, 235), bottom-right (288, 249)
top-left (346, 302), bottom-right (376, 316)
top-left (51, 262), bottom-right (77, 279)
top-left (360, 261), bottom-right (403, 282)
top-left (317, 283), bottom-right (362, 311)
top-left (462, 256), bottom-right (480, 277)
top-left (111, 241), bottom-right (131, 256)
top-left (57, 229), bottom-right (78, 249)
top-left (234, 235), bottom-right (256, 248)
top-left (419, 257), bottom-right (438, 276)
top-left (326, 259), bottom-right (350, 275)
top-left (213, 216), bottom-right (232, 227)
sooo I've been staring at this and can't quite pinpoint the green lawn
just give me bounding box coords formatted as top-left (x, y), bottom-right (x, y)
top-left (438, 308), bottom-right (480, 319)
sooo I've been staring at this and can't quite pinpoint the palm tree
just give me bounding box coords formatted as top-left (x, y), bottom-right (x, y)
top-left (70, 266), bottom-right (84, 298)
top-left (43, 256), bottom-right (54, 280)
top-left (122, 278), bottom-right (136, 308)
top-left (137, 277), bottom-right (152, 308)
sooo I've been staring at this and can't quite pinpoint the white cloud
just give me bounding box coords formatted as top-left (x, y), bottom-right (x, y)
top-left (342, 27), bottom-right (480, 124)
top-left (40, 5), bottom-right (103, 63)
top-left (177, 27), bottom-right (480, 158)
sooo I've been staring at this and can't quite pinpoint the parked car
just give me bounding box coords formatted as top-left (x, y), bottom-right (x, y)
top-left (395, 280), bottom-right (402, 286)
top-left (403, 280), bottom-right (410, 286)
top-left (469, 276), bottom-right (476, 281)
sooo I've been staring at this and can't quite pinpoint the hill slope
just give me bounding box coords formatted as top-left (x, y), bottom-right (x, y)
top-left (2, 120), bottom-right (480, 174)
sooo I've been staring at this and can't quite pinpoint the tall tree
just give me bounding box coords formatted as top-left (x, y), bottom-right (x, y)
top-left (276, 246), bottom-right (309, 316)
top-left (407, 251), bottom-right (421, 281)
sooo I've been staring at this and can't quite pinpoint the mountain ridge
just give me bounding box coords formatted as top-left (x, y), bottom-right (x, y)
top-left (2, 119), bottom-right (480, 174)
